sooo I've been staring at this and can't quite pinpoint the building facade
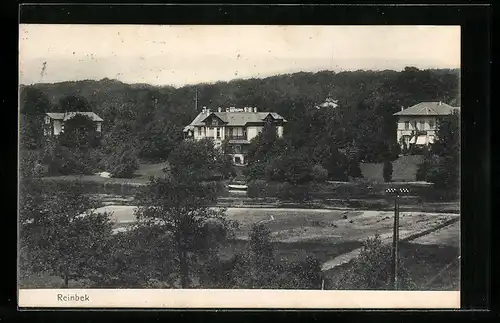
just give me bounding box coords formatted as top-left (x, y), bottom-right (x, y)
top-left (394, 102), bottom-right (459, 149)
top-left (183, 106), bottom-right (286, 165)
top-left (43, 112), bottom-right (104, 136)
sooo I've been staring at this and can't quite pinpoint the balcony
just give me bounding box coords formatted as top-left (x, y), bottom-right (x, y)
top-left (225, 135), bottom-right (247, 140)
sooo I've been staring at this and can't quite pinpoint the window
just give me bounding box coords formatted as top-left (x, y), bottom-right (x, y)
top-left (212, 119), bottom-right (218, 126)
top-left (198, 127), bottom-right (202, 136)
top-left (216, 127), bottom-right (221, 139)
top-left (234, 145), bottom-right (242, 154)
top-left (420, 120), bottom-right (425, 130)
top-left (428, 119), bottom-right (435, 129)
top-left (412, 121), bottom-right (417, 129)
top-left (404, 121), bottom-right (409, 130)
top-left (45, 116), bottom-right (50, 124)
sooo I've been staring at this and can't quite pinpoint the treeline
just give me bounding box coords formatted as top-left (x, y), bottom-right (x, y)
top-left (20, 67), bottom-right (460, 167)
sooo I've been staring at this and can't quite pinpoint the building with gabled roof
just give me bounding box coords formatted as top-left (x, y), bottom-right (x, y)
top-left (394, 101), bottom-right (459, 149)
top-left (44, 111), bottom-right (104, 136)
top-left (183, 106), bottom-right (287, 165)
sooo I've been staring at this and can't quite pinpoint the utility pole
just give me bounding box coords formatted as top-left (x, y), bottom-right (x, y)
top-left (195, 88), bottom-right (198, 112)
top-left (386, 187), bottom-right (409, 290)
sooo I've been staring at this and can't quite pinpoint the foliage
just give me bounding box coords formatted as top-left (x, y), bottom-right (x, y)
top-left (202, 223), bottom-right (323, 289)
top-left (337, 235), bottom-right (415, 290)
top-left (417, 111), bottom-right (460, 196)
top-left (137, 118), bottom-right (183, 161)
top-left (134, 175), bottom-right (229, 288)
top-left (311, 164), bottom-right (329, 182)
top-left (55, 95), bottom-right (92, 112)
top-left (24, 68), bottom-right (459, 178)
top-left (58, 114), bottom-right (101, 149)
top-left (19, 178), bottom-right (113, 287)
top-left (167, 138), bottom-right (227, 182)
top-left (104, 146), bottom-right (139, 178)
top-left (383, 161), bottom-right (393, 182)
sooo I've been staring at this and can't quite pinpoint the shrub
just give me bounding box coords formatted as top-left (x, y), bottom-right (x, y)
top-left (277, 182), bottom-right (311, 201)
top-left (276, 181), bottom-right (292, 200)
top-left (337, 235), bottom-right (415, 290)
top-left (247, 180), bottom-right (267, 198)
top-left (106, 148), bottom-right (139, 178)
top-left (311, 164), bottom-right (328, 182)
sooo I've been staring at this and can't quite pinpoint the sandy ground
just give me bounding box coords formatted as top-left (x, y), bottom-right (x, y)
top-left (99, 205), bottom-right (459, 247)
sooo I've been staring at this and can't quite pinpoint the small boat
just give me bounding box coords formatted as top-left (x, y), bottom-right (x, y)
top-left (227, 184), bottom-right (248, 190)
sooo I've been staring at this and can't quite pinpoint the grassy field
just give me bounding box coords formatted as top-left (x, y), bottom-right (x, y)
top-left (360, 155), bottom-right (424, 182)
top-left (324, 242), bottom-right (460, 290)
top-left (42, 161), bottom-right (168, 185)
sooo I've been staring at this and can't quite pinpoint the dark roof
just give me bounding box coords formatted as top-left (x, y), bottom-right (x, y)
top-left (46, 112), bottom-right (104, 122)
top-left (394, 102), bottom-right (459, 116)
top-left (187, 111), bottom-right (287, 127)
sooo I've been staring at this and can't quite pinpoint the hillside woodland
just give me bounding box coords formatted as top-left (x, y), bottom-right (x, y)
top-left (20, 67), bottom-right (460, 185)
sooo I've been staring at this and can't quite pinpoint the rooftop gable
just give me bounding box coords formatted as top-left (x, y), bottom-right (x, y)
top-left (188, 111), bottom-right (286, 127)
top-left (46, 111), bottom-right (104, 122)
top-left (393, 102), bottom-right (457, 116)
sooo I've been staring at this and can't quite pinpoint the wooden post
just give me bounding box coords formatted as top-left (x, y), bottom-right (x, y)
top-left (391, 193), bottom-right (400, 290)
top-left (394, 193), bottom-right (400, 290)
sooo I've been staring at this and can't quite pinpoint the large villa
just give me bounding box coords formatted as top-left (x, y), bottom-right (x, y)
top-left (394, 101), bottom-right (459, 149)
top-left (183, 106), bottom-right (287, 165)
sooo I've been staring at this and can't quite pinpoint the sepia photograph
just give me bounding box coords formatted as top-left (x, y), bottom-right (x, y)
top-left (18, 24), bottom-right (461, 308)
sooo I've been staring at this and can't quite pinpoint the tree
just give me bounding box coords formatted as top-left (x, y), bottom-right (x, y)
top-left (56, 95), bottom-right (92, 112)
top-left (247, 121), bottom-right (279, 165)
top-left (383, 161), bottom-right (393, 182)
top-left (230, 223), bottom-right (277, 288)
top-left (134, 139), bottom-right (230, 288)
top-left (19, 179), bottom-right (113, 288)
top-left (167, 138), bottom-right (226, 181)
top-left (105, 146), bottom-right (139, 178)
top-left (134, 176), bottom-right (228, 288)
top-left (20, 87), bottom-right (51, 116)
top-left (420, 111), bottom-right (460, 194)
top-left (19, 87), bottom-right (52, 148)
top-left (59, 114), bottom-right (100, 149)
top-left (138, 118), bottom-right (183, 162)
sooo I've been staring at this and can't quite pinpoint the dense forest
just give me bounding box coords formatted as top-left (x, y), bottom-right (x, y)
top-left (20, 66), bottom-right (460, 179)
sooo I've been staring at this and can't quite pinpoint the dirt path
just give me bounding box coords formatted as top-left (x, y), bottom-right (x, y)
top-left (320, 216), bottom-right (460, 271)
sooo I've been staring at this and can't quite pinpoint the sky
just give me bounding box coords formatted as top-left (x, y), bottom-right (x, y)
top-left (19, 25), bottom-right (460, 87)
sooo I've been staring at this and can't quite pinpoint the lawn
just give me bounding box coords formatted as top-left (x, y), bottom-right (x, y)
top-left (42, 161), bottom-right (169, 185)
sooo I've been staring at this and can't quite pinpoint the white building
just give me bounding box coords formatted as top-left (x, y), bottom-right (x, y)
top-left (394, 101), bottom-right (459, 149)
top-left (183, 106), bottom-right (287, 165)
top-left (43, 112), bottom-right (104, 136)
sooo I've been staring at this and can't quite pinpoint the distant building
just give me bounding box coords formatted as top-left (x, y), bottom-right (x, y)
top-left (183, 106), bottom-right (287, 165)
top-left (43, 112), bottom-right (104, 136)
top-left (394, 101), bottom-right (459, 149)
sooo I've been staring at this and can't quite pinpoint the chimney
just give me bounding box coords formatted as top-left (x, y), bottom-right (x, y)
top-left (438, 101), bottom-right (442, 106)
top-left (254, 107), bottom-right (258, 113)
top-left (225, 107), bottom-right (230, 112)
top-left (401, 106), bottom-right (404, 111)
top-left (218, 107), bottom-right (222, 112)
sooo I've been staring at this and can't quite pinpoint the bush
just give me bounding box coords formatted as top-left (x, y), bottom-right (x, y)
top-left (337, 235), bottom-right (415, 290)
top-left (107, 149), bottom-right (139, 178)
top-left (247, 180), bottom-right (268, 198)
top-left (47, 146), bottom-right (97, 175)
top-left (277, 182), bottom-right (311, 201)
top-left (311, 164), bottom-right (328, 182)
